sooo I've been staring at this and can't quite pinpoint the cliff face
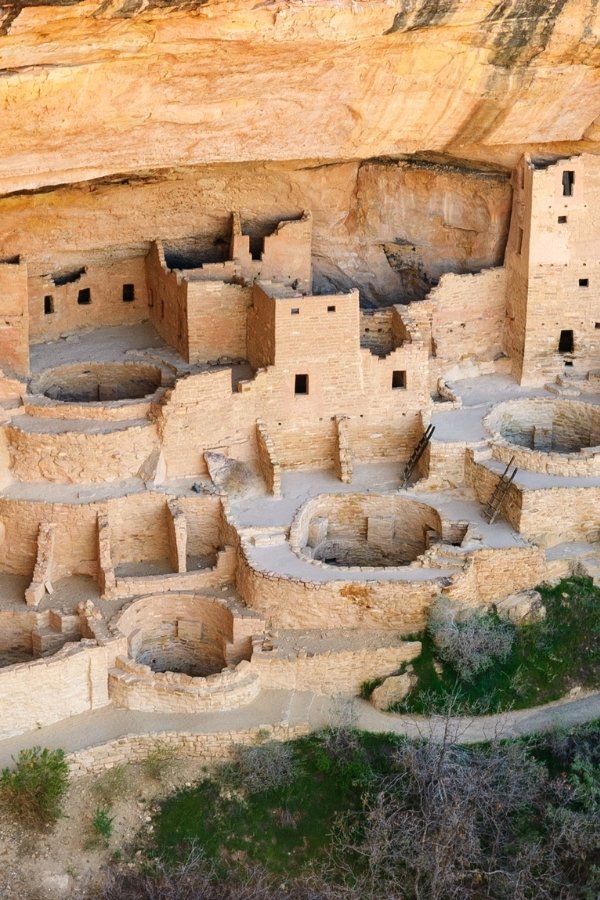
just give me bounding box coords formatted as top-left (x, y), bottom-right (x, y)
top-left (0, 157), bottom-right (512, 305)
top-left (0, 0), bottom-right (599, 195)
top-left (1, 0), bottom-right (599, 304)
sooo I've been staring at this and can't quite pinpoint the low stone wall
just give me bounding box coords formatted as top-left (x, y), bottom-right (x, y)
top-left (0, 636), bottom-right (126, 741)
top-left (251, 641), bottom-right (422, 696)
top-left (444, 546), bottom-right (547, 606)
top-left (112, 547), bottom-right (236, 599)
top-left (23, 396), bottom-right (153, 423)
top-left (109, 656), bottom-right (260, 713)
top-left (66, 722), bottom-right (312, 777)
top-left (424, 440), bottom-right (467, 489)
top-left (236, 542), bottom-right (442, 631)
top-left (485, 399), bottom-right (600, 477)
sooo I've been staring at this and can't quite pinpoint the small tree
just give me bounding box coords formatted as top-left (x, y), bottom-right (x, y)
top-left (0, 745), bottom-right (69, 827)
top-left (428, 598), bottom-right (514, 681)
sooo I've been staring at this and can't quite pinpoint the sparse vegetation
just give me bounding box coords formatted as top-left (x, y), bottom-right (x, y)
top-left (428, 597), bottom-right (515, 680)
top-left (90, 805), bottom-right (114, 846)
top-left (141, 744), bottom-right (176, 781)
top-left (101, 722), bottom-right (600, 899)
top-left (0, 746), bottom-right (69, 828)
top-left (92, 764), bottom-right (129, 805)
top-left (383, 576), bottom-right (600, 715)
top-left (236, 740), bottom-right (297, 794)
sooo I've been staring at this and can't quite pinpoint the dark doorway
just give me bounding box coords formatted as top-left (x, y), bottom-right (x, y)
top-left (249, 235), bottom-right (264, 261)
top-left (562, 170), bottom-right (575, 197)
top-left (392, 370), bottom-right (407, 389)
top-left (122, 283), bottom-right (135, 302)
top-left (44, 295), bottom-right (54, 315)
top-left (294, 374), bottom-right (309, 395)
top-left (558, 330), bottom-right (574, 353)
top-left (77, 288), bottom-right (91, 305)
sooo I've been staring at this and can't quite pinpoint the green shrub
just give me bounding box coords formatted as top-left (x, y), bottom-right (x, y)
top-left (0, 746), bottom-right (69, 827)
top-left (91, 805), bottom-right (115, 844)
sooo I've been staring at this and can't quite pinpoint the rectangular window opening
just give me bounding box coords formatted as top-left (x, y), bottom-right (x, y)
top-left (579, 278), bottom-right (589, 287)
top-left (327, 305), bottom-right (336, 313)
top-left (392, 370), bottom-right (407, 390)
top-left (44, 295), bottom-right (54, 315)
top-left (294, 373), bottom-right (309, 395)
top-left (77, 288), bottom-right (91, 305)
top-left (558, 329), bottom-right (574, 353)
top-left (517, 227), bottom-right (524, 255)
top-left (562, 170), bottom-right (575, 197)
top-left (122, 283), bottom-right (135, 302)
top-left (249, 235), bottom-right (264, 262)
top-left (558, 215), bottom-right (567, 224)
top-left (291, 307), bottom-right (300, 315)
top-left (595, 323), bottom-right (600, 329)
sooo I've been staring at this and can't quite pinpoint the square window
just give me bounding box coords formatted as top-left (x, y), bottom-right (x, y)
top-left (291, 308), bottom-right (300, 315)
top-left (392, 370), bottom-right (406, 390)
top-left (558, 216), bottom-right (567, 224)
top-left (579, 278), bottom-right (589, 287)
top-left (122, 283), bottom-right (135, 302)
top-left (327, 305), bottom-right (336, 313)
top-left (44, 295), bottom-right (54, 315)
top-left (77, 288), bottom-right (91, 305)
top-left (294, 374), bottom-right (308, 395)
top-left (595, 323), bottom-right (600, 329)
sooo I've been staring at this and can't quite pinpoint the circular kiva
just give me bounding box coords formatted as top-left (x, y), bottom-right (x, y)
top-left (29, 361), bottom-right (162, 404)
top-left (114, 593), bottom-right (252, 678)
top-left (290, 493), bottom-right (443, 569)
top-left (484, 398), bottom-right (600, 477)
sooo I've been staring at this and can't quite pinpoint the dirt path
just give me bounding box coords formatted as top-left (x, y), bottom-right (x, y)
top-left (1, 687), bottom-right (599, 771)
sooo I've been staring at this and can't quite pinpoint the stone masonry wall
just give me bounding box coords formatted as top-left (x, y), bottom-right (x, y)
top-left (5, 420), bottom-right (159, 485)
top-left (0, 637), bottom-right (126, 741)
top-left (186, 280), bottom-right (251, 364)
top-left (28, 256), bottom-right (149, 343)
top-left (66, 723), bottom-right (311, 778)
top-left (251, 641), bottom-right (422, 696)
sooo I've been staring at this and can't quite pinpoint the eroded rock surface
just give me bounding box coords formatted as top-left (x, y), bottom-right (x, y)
top-left (0, 1), bottom-right (599, 194)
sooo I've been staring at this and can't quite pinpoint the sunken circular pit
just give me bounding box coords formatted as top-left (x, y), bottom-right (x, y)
top-left (485, 399), bottom-right (600, 476)
top-left (110, 594), bottom-right (259, 714)
top-left (290, 494), bottom-right (443, 569)
top-left (30, 362), bottom-right (162, 404)
top-left (116, 593), bottom-right (244, 677)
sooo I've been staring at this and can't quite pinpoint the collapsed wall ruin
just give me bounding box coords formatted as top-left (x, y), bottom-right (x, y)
top-left (0, 154), bottom-right (599, 741)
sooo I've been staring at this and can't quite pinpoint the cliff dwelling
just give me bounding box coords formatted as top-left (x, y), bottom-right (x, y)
top-left (0, 151), bottom-right (598, 742)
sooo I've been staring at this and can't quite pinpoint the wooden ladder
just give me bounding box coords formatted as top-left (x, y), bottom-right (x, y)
top-left (400, 424), bottom-right (435, 490)
top-left (483, 457), bottom-right (518, 524)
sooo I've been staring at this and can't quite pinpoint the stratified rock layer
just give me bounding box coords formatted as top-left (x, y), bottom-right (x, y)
top-left (0, 157), bottom-right (511, 304)
top-left (0, 0), bottom-right (599, 194)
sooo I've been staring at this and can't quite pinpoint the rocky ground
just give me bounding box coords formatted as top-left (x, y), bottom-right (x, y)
top-left (0, 756), bottom-right (210, 900)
